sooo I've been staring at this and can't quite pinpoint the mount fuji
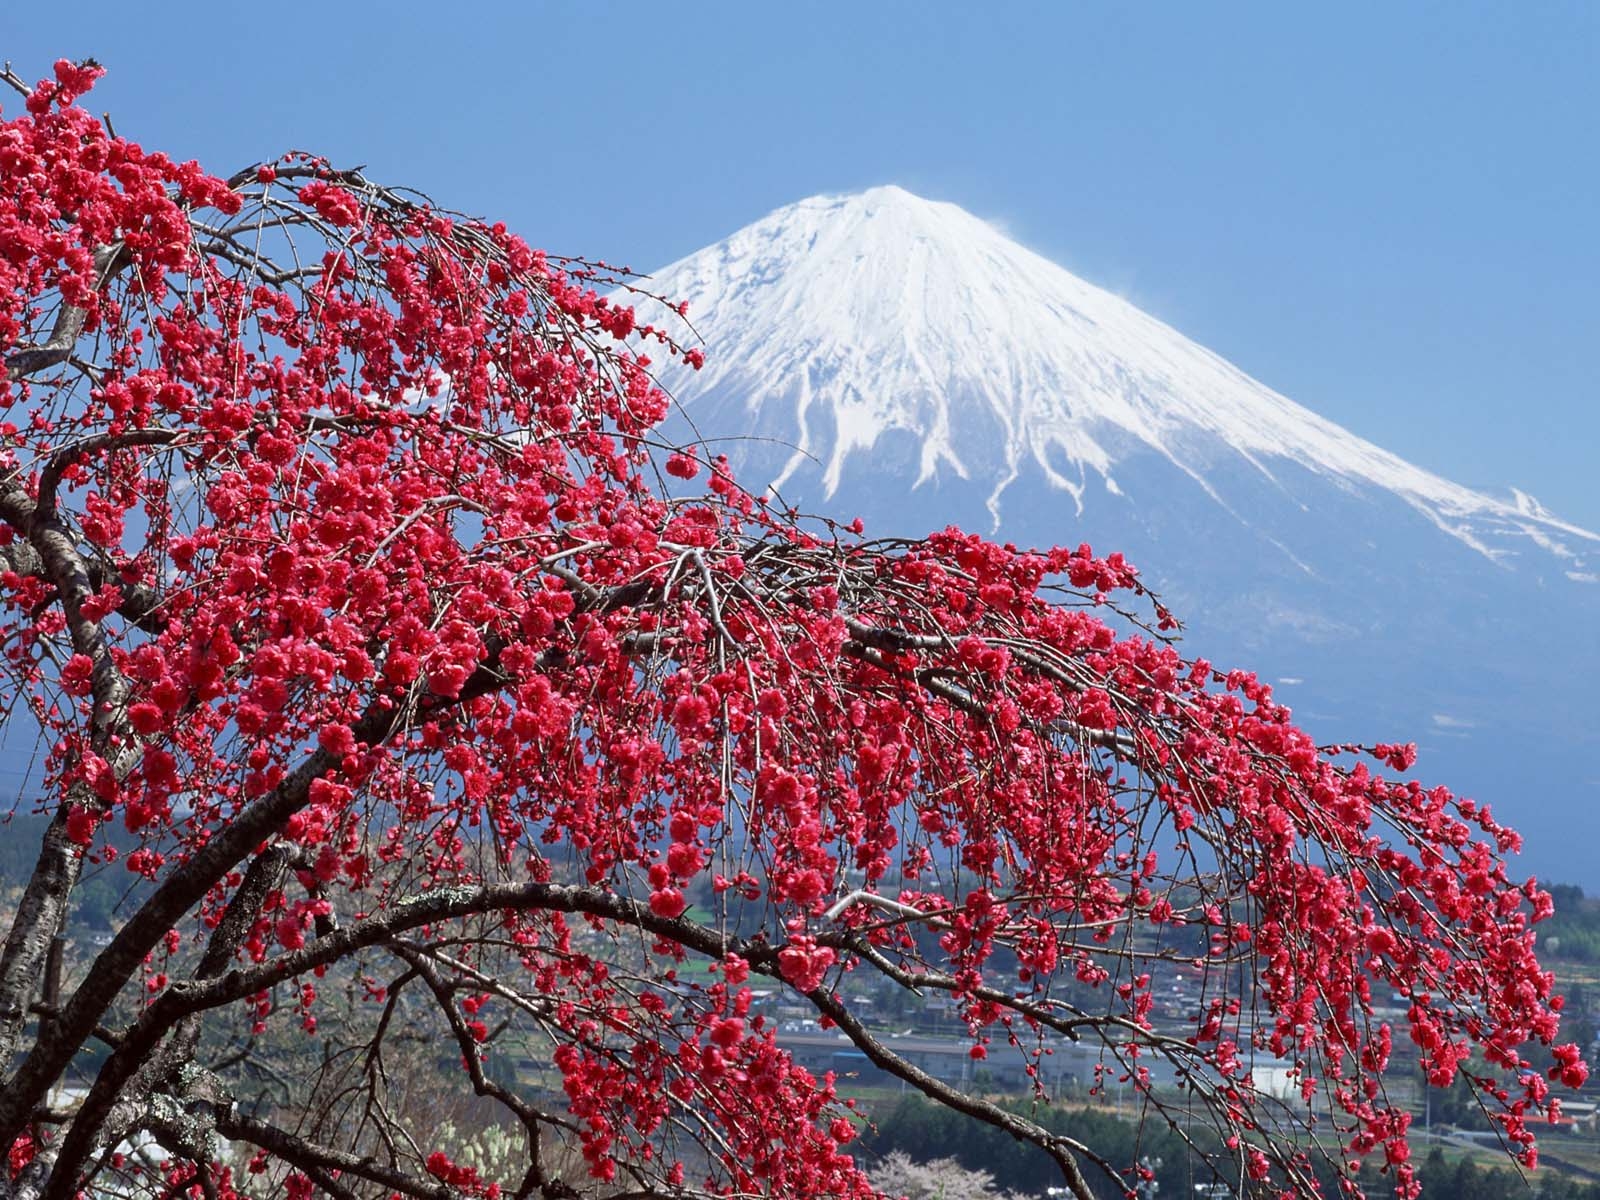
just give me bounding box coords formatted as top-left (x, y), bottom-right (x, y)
top-left (633, 186), bottom-right (1600, 883)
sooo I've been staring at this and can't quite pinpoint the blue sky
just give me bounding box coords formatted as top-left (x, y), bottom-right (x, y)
top-left (5, 3), bottom-right (1597, 526)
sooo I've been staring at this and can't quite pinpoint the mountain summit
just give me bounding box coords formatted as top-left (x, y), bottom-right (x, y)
top-left (632, 186), bottom-right (1600, 880)
top-left (648, 186), bottom-right (1596, 572)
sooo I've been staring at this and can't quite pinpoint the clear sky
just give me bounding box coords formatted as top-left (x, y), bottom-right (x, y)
top-left (5, 3), bottom-right (1597, 526)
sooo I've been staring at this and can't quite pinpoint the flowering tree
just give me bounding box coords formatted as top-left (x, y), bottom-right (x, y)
top-left (0, 60), bottom-right (1586, 1200)
top-left (866, 1151), bottom-right (1029, 1200)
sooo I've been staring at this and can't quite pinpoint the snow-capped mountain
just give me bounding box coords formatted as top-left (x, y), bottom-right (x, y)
top-left (633, 185), bottom-right (1600, 882)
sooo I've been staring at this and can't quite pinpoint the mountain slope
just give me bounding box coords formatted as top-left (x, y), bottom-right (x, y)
top-left (630, 185), bottom-right (1600, 882)
top-left (648, 186), bottom-right (1597, 576)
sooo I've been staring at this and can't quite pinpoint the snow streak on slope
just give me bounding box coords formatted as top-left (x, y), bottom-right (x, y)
top-left (644, 186), bottom-right (1597, 569)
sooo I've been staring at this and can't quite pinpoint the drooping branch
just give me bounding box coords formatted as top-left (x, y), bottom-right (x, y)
top-left (387, 944), bottom-right (572, 1200)
top-left (804, 990), bottom-right (1103, 1200)
top-left (42, 877), bottom-right (1113, 1199)
top-left (213, 1109), bottom-right (456, 1200)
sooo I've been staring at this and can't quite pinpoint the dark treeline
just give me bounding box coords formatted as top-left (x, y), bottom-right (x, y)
top-left (859, 1094), bottom-right (1600, 1199)
top-left (1540, 886), bottom-right (1600, 964)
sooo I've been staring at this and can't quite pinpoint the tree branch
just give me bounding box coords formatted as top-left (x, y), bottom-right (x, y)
top-left (5, 244), bottom-right (129, 383)
top-left (40, 879), bottom-right (1109, 1200)
top-left (35, 848), bottom-right (294, 1200)
top-left (214, 1109), bottom-right (457, 1200)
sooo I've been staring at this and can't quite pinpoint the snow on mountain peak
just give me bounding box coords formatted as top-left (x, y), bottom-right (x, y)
top-left (640, 186), bottom-right (1597, 565)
